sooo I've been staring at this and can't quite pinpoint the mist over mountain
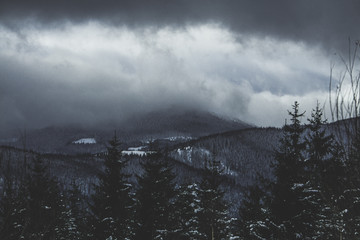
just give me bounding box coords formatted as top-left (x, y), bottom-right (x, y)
top-left (1, 108), bottom-right (251, 154)
top-left (120, 107), bottom-right (252, 137)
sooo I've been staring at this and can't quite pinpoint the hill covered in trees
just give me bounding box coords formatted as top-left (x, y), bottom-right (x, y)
top-left (0, 108), bottom-right (251, 155)
top-left (1, 101), bottom-right (360, 239)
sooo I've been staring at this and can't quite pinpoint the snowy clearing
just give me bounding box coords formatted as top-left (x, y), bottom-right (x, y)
top-left (73, 138), bottom-right (96, 144)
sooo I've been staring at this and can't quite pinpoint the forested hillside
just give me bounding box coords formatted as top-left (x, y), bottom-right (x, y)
top-left (1, 109), bottom-right (251, 155)
top-left (170, 127), bottom-right (281, 186)
top-left (1, 102), bottom-right (360, 239)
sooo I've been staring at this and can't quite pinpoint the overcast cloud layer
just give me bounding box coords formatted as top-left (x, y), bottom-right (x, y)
top-left (1, 0), bottom-right (359, 51)
top-left (0, 1), bottom-right (359, 130)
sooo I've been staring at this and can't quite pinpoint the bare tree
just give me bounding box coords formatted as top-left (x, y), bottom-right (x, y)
top-left (329, 38), bottom-right (360, 150)
top-left (329, 39), bottom-right (360, 239)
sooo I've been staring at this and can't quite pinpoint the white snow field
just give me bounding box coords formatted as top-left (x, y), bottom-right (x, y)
top-left (73, 138), bottom-right (97, 144)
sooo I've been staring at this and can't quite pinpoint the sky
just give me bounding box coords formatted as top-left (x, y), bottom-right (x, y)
top-left (1, 0), bottom-right (359, 130)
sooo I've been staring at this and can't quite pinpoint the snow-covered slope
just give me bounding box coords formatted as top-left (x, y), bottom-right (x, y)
top-left (73, 138), bottom-right (96, 144)
top-left (169, 127), bottom-right (282, 187)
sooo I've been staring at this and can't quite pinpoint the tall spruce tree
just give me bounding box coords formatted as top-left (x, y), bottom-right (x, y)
top-left (134, 153), bottom-right (177, 240)
top-left (0, 175), bottom-right (28, 240)
top-left (320, 143), bottom-right (347, 239)
top-left (304, 104), bottom-right (360, 239)
top-left (23, 157), bottom-right (64, 240)
top-left (341, 128), bottom-right (360, 238)
top-left (237, 183), bottom-right (272, 240)
top-left (271, 101), bottom-right (306, 239)
top-left (57, 180), bottom-right (87, 240)
top-left (89, 133), bottom-right (135, 240)
top-left (198, 158), bottom-right (232, 240)
top-left (298, 104), bottom-right (339, 239)
top-left (0, 150), bottom-right (28, 240)
top-left (172, 182), bottom-right (203, 240)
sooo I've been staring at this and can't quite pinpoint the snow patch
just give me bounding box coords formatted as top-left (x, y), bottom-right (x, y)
top-left (164, 136), bottom-right (193, 141)
top-left (122, 150), bottom-right (148, 156)
top-left (128, 146), bottom-right (146, 151)
top-left (73, 138), bottom-right (96, 144)
top-left (175, 146), bottom-right (211, 164)
top-left (122, 146), bottom-right (156, 156)
top-left (220, 161), bottom-right (238, 176)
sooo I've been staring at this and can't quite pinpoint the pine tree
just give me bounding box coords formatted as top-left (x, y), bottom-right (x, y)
top-left (0, 175), bottom-right (28, 240)
top-left (237, 184), bottom-right (272, 240)
top-left (299, 103), bottom-right (339, 239)
top-left (172, 182), bottom-right (203, 240)
top-left (271, 101), bottom-right (306, 239)
top-left (198, 158), bottom-right (232, 240)
top-left (23, 157), bottom-right (64, 240)
top-left (320, 142), bottom-right (347, 239)
top-left (341, 128), bottom-right (360, 238)
top-left (0, 150), bottom-right (28, 240)
top-left (89, 133), bottom-right (135, 240)
top-left (57, 181), bottom-right (86, 240)
top-left (134, 153), bottom-right (177, 240)
top-left (304, 106), bottom-right (360, 239)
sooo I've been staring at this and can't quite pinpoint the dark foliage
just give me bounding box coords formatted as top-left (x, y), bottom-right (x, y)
top-left (1, 101), bottom-right (360, 239)
top-left (134, 153), bottom-right (177, 240)
top-left (172, 182), bottom-right (202, 240)
top-left (89, 134), bottom-right (135, 240)
top-left (198, 158), bottom-right (232, 240)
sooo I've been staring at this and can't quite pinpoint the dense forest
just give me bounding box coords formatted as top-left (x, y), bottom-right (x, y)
top-left (1, 99), bottom-right (360, 239)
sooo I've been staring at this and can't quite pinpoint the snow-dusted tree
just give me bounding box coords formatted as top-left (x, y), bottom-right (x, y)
top-left (89, 134), bottom-right (135, 240)
top-left (341, 129), bottom-right (360, 238)
top-left (296, 103), bottom-right (341, 239)
top-left (57, 181), bottom-right (87, 240)
top-left (134, 153), bottom-right (177, 240)
top-left (0, 150), bottom-right (28, 240)
top-left (23, 157), bottom-right (64, 240)
top-left (328, 39), bottom-right (360, 239)
top-left (237, 184), bottom-right (272, 240)
top-left (303, 103), bottom-right (360, 239)
top-left (198, 158), bottom-right (232, 240)
top-left (271, 101), bottom-right (307, 239)
top-left (320, 142), bottom-right (348, 239)
top-left (172, 182), bottom-right (203, 240)
top-left (0, 175), bottom-right (28, 240)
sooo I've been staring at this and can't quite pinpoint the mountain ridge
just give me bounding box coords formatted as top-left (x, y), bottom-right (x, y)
top-left (1, 109), bottom-right (252, 154)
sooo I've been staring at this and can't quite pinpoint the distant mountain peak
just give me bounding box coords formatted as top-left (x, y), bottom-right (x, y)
top-left (3, 109), bottom-right (252, 154)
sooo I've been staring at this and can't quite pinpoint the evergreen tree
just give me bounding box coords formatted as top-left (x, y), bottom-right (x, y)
top-left (237, 184), bottom-right (272, 240)
top-left (341, 128), bottom-right (360, 238)
top-left (23, 157), bottom-right (64, 240)
top-left (0, 175), bottom-right (28, 240)
top-left (198, 158), bottom-right (232, 240)
top-left (299, 104), bottom-right (339, 239)
top-left (0, 177), bottom-right (17, 239)
top-left (57, 180), bottom-right (87, 240)
top-left (320, 142), bottom-right (347, 239)
top-left (172, 182), bottom-right (203, 240)
top-left (89, 134), bottom-right (135, 240)
top-left (134, 153), bottom-right (177, 240)
top-left (305, 105), bottom-right (360, 239)
top-left (0, 151), bottom-right (27, 240)
top-left (271, 101), bottom-right (306, 239)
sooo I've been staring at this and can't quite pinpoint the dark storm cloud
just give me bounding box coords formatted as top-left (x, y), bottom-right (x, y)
top-left (0, 1), bottom-right (356, 130)
top-left (1, 0), bottom-right (359, 52)
top-left (0, 25), bottom-right (253, 130)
